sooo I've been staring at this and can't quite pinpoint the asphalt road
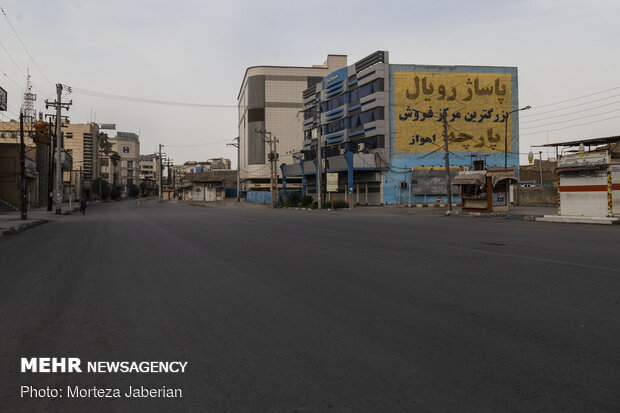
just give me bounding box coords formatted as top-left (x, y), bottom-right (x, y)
top-left (1, 200), bottom-right (619, 412)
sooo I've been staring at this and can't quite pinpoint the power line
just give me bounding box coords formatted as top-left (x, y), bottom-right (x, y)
top-left (165, 140), bottom-right (232, 148)
top-left (521, 93), bottom-right (620, 118)
top-left (521, 114), bottom-right (620, 136)
top-left (521, 107), bottom-right (620, 130)
top-left (529, 85), bottom-right (620, 109)
top-left (520, 100), bottom-right (620, 124)
top-left (66, 86), bottom-right (237, 108)
top-left (0, 64), bottom-right (22, 89)
top-left (0, 6), bottom-right (54, 88)
top-left (0, 36), bottom-right (25, 78)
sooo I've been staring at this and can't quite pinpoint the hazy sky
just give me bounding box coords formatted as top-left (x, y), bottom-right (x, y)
top-left (0, 0), bottom-right (618, 165)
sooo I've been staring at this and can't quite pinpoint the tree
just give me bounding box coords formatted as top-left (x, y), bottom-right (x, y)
top-left (92, 178), bottom-right (110, 200)
top-left (97, 132), bottom-right (112, 154)
top-left (110, 152), bottom-right (121, 189)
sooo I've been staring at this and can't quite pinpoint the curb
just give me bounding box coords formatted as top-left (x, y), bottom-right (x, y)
top-left (0, 219), bottom-right (49, 236)
top-left (455, 211), bottom-right (542, 221)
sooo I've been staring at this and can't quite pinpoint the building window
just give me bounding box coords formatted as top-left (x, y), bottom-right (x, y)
top-left (348, 107), bottom-right (384, 128)
top-left (351, 135), bottom-right (385, 151)
top-left (321, 94), bottom-right (345, 112)
top-left (348, 79), bottom-right (383, 104)
top-left (324, 118), bottom-right (346, 135)
top-left (65, 132), bottom-right (73, 139)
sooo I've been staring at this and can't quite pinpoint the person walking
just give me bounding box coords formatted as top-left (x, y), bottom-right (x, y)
top-left (80, 198), bottom-right (87, 215)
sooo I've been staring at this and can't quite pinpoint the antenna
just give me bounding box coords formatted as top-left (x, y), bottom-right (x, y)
top-left (22, 68), bottom-right (37, 124)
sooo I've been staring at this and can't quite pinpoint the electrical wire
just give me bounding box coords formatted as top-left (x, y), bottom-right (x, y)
top-left (521, 107), bottom-right (620, 130)
top-left (0, 6), bottom-right (53, 88)
top-left (521, 93), bottom-right (620, 118)
top-left (520, 100), bottom-right (620, 124)
top-left (164, 140), bottom-right (232, 148)
top-left (520, 114), bottom-right (620, 136)
top-left (66, 86), bottom-right (237, 108)
top-left (529, 85), bottom-right (620, 109)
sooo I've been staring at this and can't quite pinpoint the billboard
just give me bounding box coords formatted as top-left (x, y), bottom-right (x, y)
top-left (0, 87), bottom-right (6, 111)
top-left (394, 72), bottom-right (513, 154)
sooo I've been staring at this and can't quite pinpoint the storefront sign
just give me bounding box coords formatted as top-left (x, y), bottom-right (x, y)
top-left (326, 173), bottom-right (338, 192)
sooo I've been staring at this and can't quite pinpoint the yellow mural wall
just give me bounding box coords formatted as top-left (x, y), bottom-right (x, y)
top-left (394, 72), bottom-right (512, 153)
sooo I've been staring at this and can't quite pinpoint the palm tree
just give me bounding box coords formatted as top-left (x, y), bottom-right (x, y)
top-left (110, 152), bottom-right (121, 189)
top-left (97, 132), bottom-right (112, 154)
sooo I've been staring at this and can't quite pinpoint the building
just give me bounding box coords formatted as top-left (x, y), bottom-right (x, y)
top-left (63, 122), bottom-right (99, 200)
top-left (139, 153), bottom-right (159, 196)
top-left (210, 157), bottom-right (231, 170)
top-left (0, 120), bottom-right (72, 207)
top-left (185, 170), bottom-right (237, 202)
top-left (237, 54), bottom-right (348, 193)
top-left (100, 130), bottom-right (140, 197)
top-left (0, 143), bottom-right (37, 208)
top-left (282, 51), bottom-right (520, 205)
top-left (541, 136), bottom-right (620, 218)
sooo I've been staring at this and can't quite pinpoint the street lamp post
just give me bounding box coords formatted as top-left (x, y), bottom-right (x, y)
top-left (505, 105), bottom-right (531, 169)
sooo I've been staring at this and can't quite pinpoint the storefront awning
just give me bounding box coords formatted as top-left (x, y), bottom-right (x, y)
top-left (451, 172), bottom-right (486, 186)
top-left (490, 171), bottom-right (517, 187)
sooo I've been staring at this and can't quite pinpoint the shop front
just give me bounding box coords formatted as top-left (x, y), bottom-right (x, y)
top-left (452, 170), bottom-right (516, 213)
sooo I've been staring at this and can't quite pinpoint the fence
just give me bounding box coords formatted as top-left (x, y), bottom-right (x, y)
top-left (513, 186), bottom-right (558, 206)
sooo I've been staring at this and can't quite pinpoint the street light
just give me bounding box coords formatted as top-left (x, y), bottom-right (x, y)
top-left (505, 105), bottom-right (531, 168)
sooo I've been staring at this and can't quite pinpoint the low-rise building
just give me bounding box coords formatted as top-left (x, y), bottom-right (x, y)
top-left (0, 120), bottom-right (71, 206)
top-left (186, 170), bottom-right (237, 202)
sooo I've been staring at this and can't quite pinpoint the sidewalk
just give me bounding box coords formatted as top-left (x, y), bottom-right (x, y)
top-left (454, 205), bottom-right (558, 221)
top-left (0, 202), bottom-right (79, 236)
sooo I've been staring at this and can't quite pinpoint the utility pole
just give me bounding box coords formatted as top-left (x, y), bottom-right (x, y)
top-left (443, 117), bottom-right (453, 214)
top-left (158, 144), bottom-right (164, 201)
top-left (314, 103), bottom-right (323, 210)
top-left (47, 117), bottom-right (54, 211)
top-left (45, 84), bottom-right (72, 214)
top-left (256, 130), bottom-right (279, 208)
top-left (19, 111), bottom-right (27, 219)
top-left (539, 151), bottom-right (544, 187)
top-left (227, 137), bottom-right (240, 203)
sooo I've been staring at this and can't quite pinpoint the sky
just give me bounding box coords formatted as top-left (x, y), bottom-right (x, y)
top-left (0, 0), bottom-right (618, 166)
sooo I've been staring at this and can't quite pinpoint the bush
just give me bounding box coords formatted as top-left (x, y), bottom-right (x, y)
top-left (110, 188), bottom-right (121, 200)
top-left (300, 195), bottom-right (313, 208)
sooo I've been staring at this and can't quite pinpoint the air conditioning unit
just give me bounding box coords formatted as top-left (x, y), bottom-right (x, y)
top-left (357, 143), bottom-right (365, 152)
top-left (339, 148), bottom-right (346, 155)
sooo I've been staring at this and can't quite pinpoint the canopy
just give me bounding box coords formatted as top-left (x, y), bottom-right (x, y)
top-left (490, 171), bottom-right (517, 187)
top-left (451, 171), bottom-right (486, 186)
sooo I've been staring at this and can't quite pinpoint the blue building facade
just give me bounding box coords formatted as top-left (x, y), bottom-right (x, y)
top-left (281, 51), bottom-right (519, 205)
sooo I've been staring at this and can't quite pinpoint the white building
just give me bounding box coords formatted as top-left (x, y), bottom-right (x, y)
top-left (237, 54), bottom-right (347, 191)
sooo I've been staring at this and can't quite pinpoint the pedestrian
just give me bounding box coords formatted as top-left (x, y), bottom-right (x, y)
top-left (80, 198), bottom-right (87, 215)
